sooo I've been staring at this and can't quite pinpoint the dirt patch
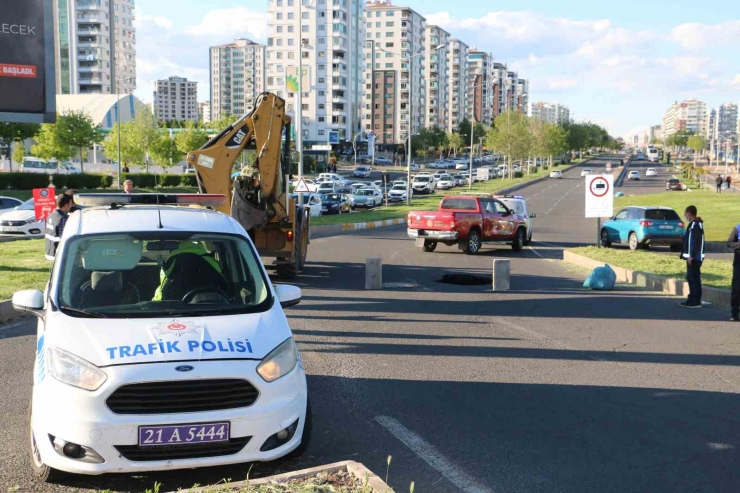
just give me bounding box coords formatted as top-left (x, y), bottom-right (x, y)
top-left (201, 470), bottom-right (373, 492)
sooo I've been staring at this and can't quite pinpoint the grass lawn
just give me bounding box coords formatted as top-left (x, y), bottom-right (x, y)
top-left (614, 189), bottom-right (738, 241)
top-left (571, 246), bottom-right (733, 290)
top-left (0, 239), bottom-right (48, 300)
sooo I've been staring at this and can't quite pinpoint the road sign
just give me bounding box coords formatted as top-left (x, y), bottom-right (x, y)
top-left (585, 174), bottom-right (613, 218)
top-left (32, 187), bottom-right (55, 221)
top-left (328, 131), bottom-right (340, 144)
top-left (293, 178), bottom-right (311, 193)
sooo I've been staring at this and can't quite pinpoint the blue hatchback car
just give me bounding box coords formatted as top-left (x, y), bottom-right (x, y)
top-left (601, 206), bottom-right (685, 251)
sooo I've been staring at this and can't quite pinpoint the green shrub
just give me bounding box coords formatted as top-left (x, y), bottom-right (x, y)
top-left (0, 173), bottom-right (54, 190)
top-left (162, 174), bottom-right (182, 187)
top-left (66, 173), bottom-right (113, 189)
top-left (180, 174), bottom-right (198, 187)
top-left (513, 171), bottom-right (524, 178)
top-left (123, 173), bottom-right (156, 188)
top-left (100, 175), bottom-right (114, 188)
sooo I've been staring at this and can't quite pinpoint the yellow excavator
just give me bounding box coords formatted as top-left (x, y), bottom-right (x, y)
top-left (185, 93), bottom-right (309, 277)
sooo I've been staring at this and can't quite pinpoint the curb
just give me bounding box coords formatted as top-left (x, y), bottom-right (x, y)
top-left (562, 250), bottom-right (731, 307)
top-left (171, 460), bottom-right (390, 493)
top-left (706, 241), bottom-right (732, 254)
top-left (0, 236), bottom-right (39, 243)
top-left (310, 217), bottom-right (406, 238)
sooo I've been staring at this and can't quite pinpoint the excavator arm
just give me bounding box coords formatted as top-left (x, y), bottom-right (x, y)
top-left (186, 93), bottom-right (292, 220)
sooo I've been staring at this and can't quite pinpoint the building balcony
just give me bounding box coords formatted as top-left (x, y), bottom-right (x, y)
top-left (77, 15), bottom-right (104, 23)
top-left (76, 2), bottom-right (107, 12)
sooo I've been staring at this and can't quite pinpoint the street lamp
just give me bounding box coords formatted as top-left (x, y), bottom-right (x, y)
top-left (352, 130), bottom-right (363, 165)
top-left (116, 75), bottom-right (135, 188)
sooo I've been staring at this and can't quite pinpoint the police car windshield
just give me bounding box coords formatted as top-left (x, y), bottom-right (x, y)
top-left (56, 233), bottom-right (272, 318)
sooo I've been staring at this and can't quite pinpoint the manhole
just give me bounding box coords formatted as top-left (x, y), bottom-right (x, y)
top-left (437, 273), bottom-right (490, 285)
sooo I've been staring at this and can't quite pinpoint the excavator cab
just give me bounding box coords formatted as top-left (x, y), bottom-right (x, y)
top-left (185, 93), bottom-right (309, 277)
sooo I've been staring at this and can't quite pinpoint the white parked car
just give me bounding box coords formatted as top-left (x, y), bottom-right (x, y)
top-left (292, 192), bottom-right (323, 217)
top-left (436, 175), bottom-right (455, 190)
top-left (291, 178), bottom-right (319, 193)
top-left (21, 158), bottom-right (81, 174)
top-left (352, 187), bottom-right (382, 208)
top-left (628, 170), bottom-right (641, 181)
top-left (316, 181), bottom-right (338, 194)
top-left (455, 162), bottom-right (469, 170)
top-left (499, 195), bottom-right (536, 245)
top-left (408, 163), bottom-right (420, 172)
top-left (388, 184), bottom-right (409, 202)
top-left (580, 168), bottom-right (592, 177)
top-left (353, 165), bottom-right (372, 178)
top-left (317, 173), bottom-right (349, 186)
top-left (0, 195), bottom-right (24, 212)
top-left (550, 170), bottom-right (563, 179)
top-left (645, 168), bottom-right (658, 177)
top-left (432, 171), bottom-right (447, 182)
top-left (0, 198), bottom-right (44, 237)
top-left (412, 175), bottom-right (436, 195)
top-left (16, 193), bottom-right (310, 482)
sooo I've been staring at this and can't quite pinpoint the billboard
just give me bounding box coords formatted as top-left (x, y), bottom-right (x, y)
top-left (286, 66), bottom-right (311, 92)
top-left (0, 0), bottom-right (56, 123)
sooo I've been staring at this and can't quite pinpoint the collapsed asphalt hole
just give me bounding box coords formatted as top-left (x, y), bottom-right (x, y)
top-left (437, 273), bottom-right (490, 285)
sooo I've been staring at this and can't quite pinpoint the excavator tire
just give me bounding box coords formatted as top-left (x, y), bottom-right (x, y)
top-left (276, 209), bottom-right (309, 278)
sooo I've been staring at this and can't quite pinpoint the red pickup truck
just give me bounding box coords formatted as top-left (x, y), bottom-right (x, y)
top-left (407, 195), bottom-right (528, 254)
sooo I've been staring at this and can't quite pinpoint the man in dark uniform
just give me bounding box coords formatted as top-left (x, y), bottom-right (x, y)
top-left (45, 194), bottom-right (73, 261)
top-left (680, 205), bottom-right (705, 308)
top-left (728, 223), bottom-right (740, 321)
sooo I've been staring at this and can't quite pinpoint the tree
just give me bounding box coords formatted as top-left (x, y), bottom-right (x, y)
top-left (687, 135), bottom-right (707, 166)
top-left (457, 118), bottom-right (487, 149)
top-left (55, 110), bottom-right (103, 173)
top-left (128, 108), bottom-right (161, 173)
top-left (487, 110), bottom-right (533, 178)
top-left (103, 122), bottom-right (142, 168)
top-left (446, 132), bottom-right (463, 157)
top-left (32, 124), bottom-right (73, 163)
top-left (11, 142), bottom-right (26, 169)
top-left (544, 122), bottom-right (568, 166)
top-left (174, 122), bottom-right (209, 159)
top-left (207, 113), bottom-right (240, 131)
top-left (150, 132), bottom-right (180, 169)
top-left (0, 122), bottom-right (40, 172)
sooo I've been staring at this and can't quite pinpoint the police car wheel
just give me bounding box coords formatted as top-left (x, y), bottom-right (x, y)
top-left (28, 402), bottom-right (65, 482)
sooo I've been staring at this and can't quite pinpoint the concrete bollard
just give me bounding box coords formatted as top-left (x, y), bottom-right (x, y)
top-left (492, 259), bottom-right (511, 291)
top-left (365, 258), bottom-right (382, 290)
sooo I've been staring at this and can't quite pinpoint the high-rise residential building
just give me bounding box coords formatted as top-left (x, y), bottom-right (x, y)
top-left (516, 79), bottom-right (529, 115)
top-left (266, 0), bottom-right (364, 145)
top-left (716, 102), bottom-right (738, 140)
top-left (467, 48), bottom-right (493, 126)
top-left (529, 102), bottom-right (570, 124)
top-left (648, 125), bottom-right (662, 142)
top-left (446, 39), bottom-right (468, 132)
top-left (198, 101), bottom-right (211, 123)
top-left (707, 108), bottom-right (717, 140)
top-left (661, 99), bottom-right (707, 137)
top-left (492, 62), bottom-right (506, 118)
top-left (361, 1), bottom-right (425, 145)
top-left (54, 0), bottom-right (137, 95)
top-left (210, 39), bottom-right (266, 122)
top-left (152, 77), bottom-right (198, 122)
top-left (424, 25), bottom-right (449, 131)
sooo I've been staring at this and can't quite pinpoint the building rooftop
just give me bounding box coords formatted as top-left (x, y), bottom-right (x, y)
top-left (56, 94), bottom-right (146, 129)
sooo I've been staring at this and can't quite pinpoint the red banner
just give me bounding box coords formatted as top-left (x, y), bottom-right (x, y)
top-left (32, 188), bottom-right (56, 221)
top-left (0, 63), bottom-right (37, 78)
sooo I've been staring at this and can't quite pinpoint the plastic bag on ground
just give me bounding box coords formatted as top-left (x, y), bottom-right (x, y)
top-left (583, 264), bottom-right (617, 290)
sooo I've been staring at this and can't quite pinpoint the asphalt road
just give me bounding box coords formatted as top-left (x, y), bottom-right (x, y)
top-left (2, 155), bottom-right (739, 493)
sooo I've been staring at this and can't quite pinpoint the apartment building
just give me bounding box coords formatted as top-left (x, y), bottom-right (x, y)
top-left (424, 25), bottom-right (450, 131)
top-left (648, 125), bottom-right (662, 142)
top-left (447, 39), bottom-right (468, 132)
top-left (198, 101), bottom-right (211, 123)
top-left (265, 0), bottom-right (365, 145)
top-left (707, 108), bottom-right (717, 140)
top-left (361, 1), bottom-right (425, 145)
top-left (152, 77), bottom-right (198, 123)
top-left (467, 48), bottom-right (493, 126)
top-left (516, 78), bottom-right (529, 114)
top-left (210, 39), bottom-right (266, 121)
top-left (716, 102), bottom-right (738, 140)
top-left (54, 0), bottom-right (137, 95)
top-left (661, 99), bottom-right (707, 137)
top-left (529, 102), bottom-right (570, 124)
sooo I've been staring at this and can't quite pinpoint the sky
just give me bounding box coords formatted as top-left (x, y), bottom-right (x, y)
top-left (133, 0), bottom-right (740, 139)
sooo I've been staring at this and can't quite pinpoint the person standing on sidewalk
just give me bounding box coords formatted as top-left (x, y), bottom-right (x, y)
top-left (728, 224), bottom-right (740, 321)
top-left (716, 175), bottom-right (723, 193)
top-left (726, 175), bottom-right (732, 190)
top-left (44, 194), bottom-right (73, 261)
top-left (680, 205), bottom-right (705, 308)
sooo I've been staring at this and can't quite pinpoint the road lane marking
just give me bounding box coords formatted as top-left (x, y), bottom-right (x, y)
top-left (375, 416), bottom-right (494, 493)
top-left (0, 320), bottom-right (29, 332)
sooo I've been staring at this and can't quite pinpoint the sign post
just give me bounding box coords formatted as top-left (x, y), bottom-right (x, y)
top-left (32, 187), bottom-right (56, 221)
top-left (585, 174), bottom-right (614, 247)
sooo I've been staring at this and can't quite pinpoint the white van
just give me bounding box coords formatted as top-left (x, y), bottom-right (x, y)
top-left (15, 193), bottom-right (310, 481)
top-left (317, 173), bottom-right (348, 186)
top-left (21, 157), bottom-right (80, 174)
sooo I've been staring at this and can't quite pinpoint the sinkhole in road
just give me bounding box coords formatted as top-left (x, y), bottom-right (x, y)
top-left (437, 272), bottom-right (490, 285)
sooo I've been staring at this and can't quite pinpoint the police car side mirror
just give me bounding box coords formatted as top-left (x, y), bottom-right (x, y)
top-left (275, 284), bottom-right (302, 309)
top-left (529, 213), bottom-right (537, 218)
top-left (12, 289), bottom-right (45, 317)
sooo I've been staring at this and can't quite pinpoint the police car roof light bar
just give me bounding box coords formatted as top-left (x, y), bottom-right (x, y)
top-left (74, 193), bottom-right (227, 208)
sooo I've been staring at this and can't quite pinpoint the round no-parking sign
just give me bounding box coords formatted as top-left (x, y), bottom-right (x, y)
top-left (585, 174), bottom-right (614, 218)
top-left (589, 176), bottom-right (610, 198)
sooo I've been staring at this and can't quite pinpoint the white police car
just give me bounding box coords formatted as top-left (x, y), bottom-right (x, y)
top-left (12, 194), bottom-right (310, 481)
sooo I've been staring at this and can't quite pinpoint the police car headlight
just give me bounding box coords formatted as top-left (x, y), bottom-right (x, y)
top-left (257, 338), bottom-right (298, 383)
top-left (48, 347), bottom-right (107, 391)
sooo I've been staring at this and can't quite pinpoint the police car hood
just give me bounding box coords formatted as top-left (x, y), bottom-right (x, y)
top-left (0, 208), bottom-right (37, 221)
top-left (46, 308), bottom-right (290, 367)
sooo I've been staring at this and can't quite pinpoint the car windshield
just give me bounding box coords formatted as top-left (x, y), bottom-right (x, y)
top-left (19, 198), bottom-right (35, 210)
top-left (356, 189), bottom-right (373, 196)
top-left (415, 177), bottom-right (430, 183)
top-left (441, 199), bottom-right (478, 211)
top-left (645, 209), bottom-right (680, 221)
top-left (56, 233), bottom-right (271, 318)
top-left (391, 185), bottom-right (406, 191)
top-left (322, 193), bottom-right (342, 201)
top-left (318, 183), bottom-right (333, 189)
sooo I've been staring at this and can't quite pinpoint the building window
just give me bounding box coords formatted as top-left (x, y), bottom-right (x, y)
top-left (302, 12), bottom-right (309, 19)
top-left (302, 51), bottom-right (309, 58)
top-left (318, 130), bottom-right (325, 135)
top-left (318, 104), bottom-right (325, 109)
top-left (318, 37), bottom-right (326, 43)
top-left (302, 25), bottom-right (309, 32)
top-left (276, 0), bottom-right (282, 5)
top-left (288, 39), bottom-right (294, 45)
top-left (318, 77), bottom-right (325, 83)
top-left (386, 21), bottom-right (394, 26)
top-left (276, 12), bottom-right (283, 19)
top-left (302, 104), bottom-right (308, 110)
top-left (287, 12), bottom-right (294, 19)
top-left (318, 116), bottom-right (325, 122)
top-left (276, 26), bottom-right (283, 32)
top-left (288, 52), bottom-right (295, 58)
top-left (288, 25), bottom-right (294, 32)
top-left (318, 64), bottom-right (325, 70)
